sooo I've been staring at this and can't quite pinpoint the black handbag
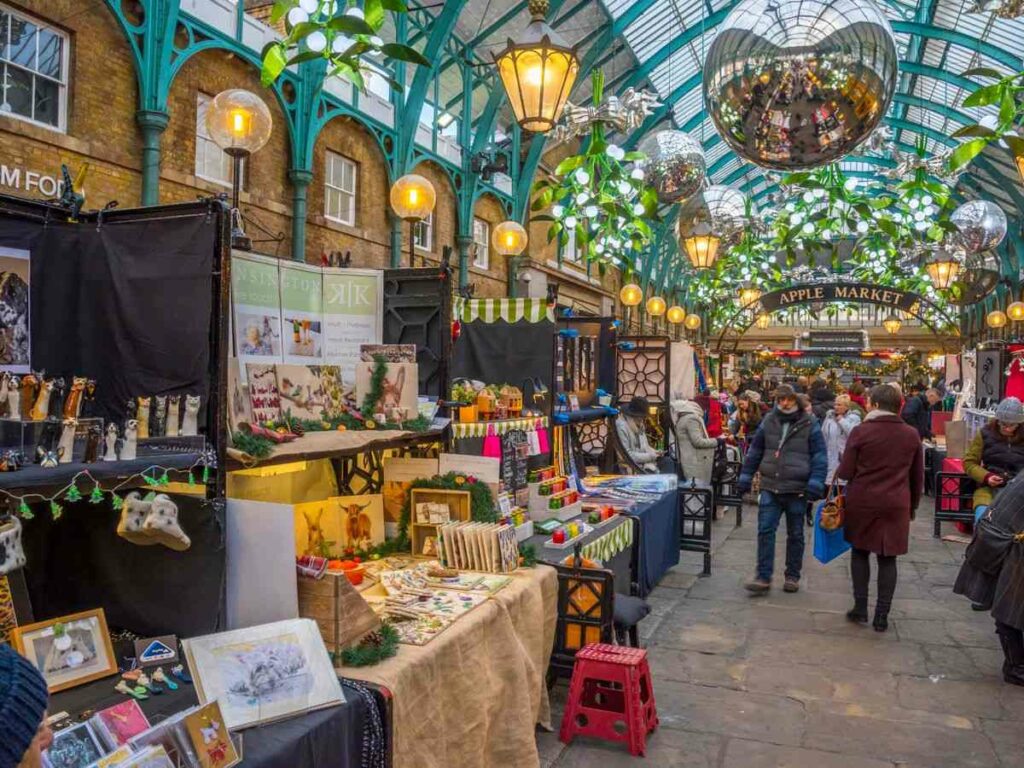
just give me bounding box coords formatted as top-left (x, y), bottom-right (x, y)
top-left (965, 513), bottom-right (1024, 576)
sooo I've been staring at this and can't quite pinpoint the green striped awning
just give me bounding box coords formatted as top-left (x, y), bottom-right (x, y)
top-left (453, 298), bottom-right (554, 324)
top-left (581, 518), bottom-right (634, 563)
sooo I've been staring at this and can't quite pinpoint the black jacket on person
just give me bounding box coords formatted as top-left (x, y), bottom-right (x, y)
top-left (810, 387), bottom-right (835, 422)
top-left (955, 470), bottom-right (1024, 631)
top-left (901, 393), bottom-right (932, 440)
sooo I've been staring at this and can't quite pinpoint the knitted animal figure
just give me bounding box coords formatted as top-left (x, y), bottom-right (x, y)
top-left (116, 492), bottom-right (156, 546)
top-left (142, 494), bottom-right (190, 551)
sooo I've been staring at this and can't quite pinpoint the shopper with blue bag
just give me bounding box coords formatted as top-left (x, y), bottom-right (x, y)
top-left (835, 384), bottom-right (924, 632)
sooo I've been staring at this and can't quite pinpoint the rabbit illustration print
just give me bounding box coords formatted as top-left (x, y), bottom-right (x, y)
top-left (355, 362), bottom-right (417, 417)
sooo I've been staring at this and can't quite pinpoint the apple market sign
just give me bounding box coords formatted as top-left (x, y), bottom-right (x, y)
top-left (759, 283), bottom-right (922, 313)
top-left (0, 164), bottom-right (63, 197)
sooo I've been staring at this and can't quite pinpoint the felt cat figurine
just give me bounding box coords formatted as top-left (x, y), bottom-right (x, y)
top-left (136, 397), bottom-right (151, 439)
top-left (4, 376), bottom-right (18, 420)
top-left (28, 380), bottom-right (54, 421)
top-left (57, 418), bottom-right (77, 464)
top-left (20, 374), bottom-right (38, 420)
top-left (63, 377), bottom-right (87, 418)
top-left (151, 395), bottom-right (167, 438)
top-left (165, 395), bottom-right (180, 437)
top-left (121, 419), bottom-right (138, 461)
top-left (103, 424), bottom-right (119, 461)
top-left (181, 395), bottom-right (200, 436)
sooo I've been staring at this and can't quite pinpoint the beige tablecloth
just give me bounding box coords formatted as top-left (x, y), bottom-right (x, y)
top-left (349, 565), bottom-right (557, 768)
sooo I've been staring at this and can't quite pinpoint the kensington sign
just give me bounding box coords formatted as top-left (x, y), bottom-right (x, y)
top-left (758, 282), bottom-right (922, 313)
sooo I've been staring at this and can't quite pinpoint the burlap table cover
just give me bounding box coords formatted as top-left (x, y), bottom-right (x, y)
top-left (348, 565), bottom-right (558, 768)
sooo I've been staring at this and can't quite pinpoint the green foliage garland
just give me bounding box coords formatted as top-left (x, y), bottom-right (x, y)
top-left (360, 355), bottom-right (389, 418)
top-left (261, 0), bottom-right (428, 89)
top-left (231, 429), bottom-right (274, 458)
top-left (398, 472), bottom-right (496, 543)
top-left (339, 623), bottom-right (399, 667)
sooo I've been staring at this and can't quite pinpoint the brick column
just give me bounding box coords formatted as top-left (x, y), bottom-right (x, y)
top-left (288, 168), bottom-right (313, 262)
top-left (136, 109), bottom-right (169, 206)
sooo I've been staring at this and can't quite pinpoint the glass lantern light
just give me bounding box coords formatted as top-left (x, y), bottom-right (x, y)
top-left (646, 296), bottom-right (667, 317)
top-left (882, 313), bottom-right (902, 335)
top-left (492, 221), bottom-right (528, 257)
top-left (619, 283), bottom-right (643, 307)
top-left (666, 305), bottom-right (686, 324)
top-left (390, 174), bottom-right (437, 267)
top-left (1008, 301), bottom-right (1024, 323)
top-left (680, 225), bottom-right (721, 270)
top-left (206, 89), bottom-right (273, 249)
top-left (493, 0), bottom-right (579, 133)
top-left (923, 245), bottom-right (963, 291)
top-left (987, 309), bottom-right (1008, 329)
top-left (684, 314), bottom-right (702, 331)
top-left (738, 285), bottom-right (762, 308)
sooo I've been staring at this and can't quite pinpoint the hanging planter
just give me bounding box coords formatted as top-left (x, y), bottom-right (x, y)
top-left (261, 0), bottom-right (428, 89)
top-left (530, 71), bottom-right (660, 268)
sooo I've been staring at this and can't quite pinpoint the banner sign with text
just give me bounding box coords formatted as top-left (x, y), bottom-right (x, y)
top-left (322, 267), bottom-right (383, 383)
top-left (759, 283), bottom-right (922, 313)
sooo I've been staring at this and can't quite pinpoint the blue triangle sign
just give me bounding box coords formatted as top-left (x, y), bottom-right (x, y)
top-left (139, 640), bottom-right (175, 663)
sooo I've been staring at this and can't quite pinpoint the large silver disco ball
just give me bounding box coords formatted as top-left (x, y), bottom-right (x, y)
top-left (638, 130), bottom-right (707, 205)
top-left (945, 251), bottom-right (1001, 307)
top-left (951, 200), bottom-right (1007, 255)
top-left (678, 185), bottom-right (751, 241)
top-left (702, 0), bottom-right (899, 170)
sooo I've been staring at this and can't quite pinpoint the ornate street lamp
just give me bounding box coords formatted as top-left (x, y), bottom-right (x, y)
top-left (882, 313), bottom-right (902, 335)
top-left (987, 309), bottom-right (1008, 329)
top-left (1008, 301), bottom-right (1024, 323)
top-left (206, 89), bottom-right (273, 250)
top-left (646, 296), bottom-right (667, 317)
top-left (684, 314), bottom-right (702, 331)
top-left (389, 174), bottom-right (436, 267)
top-left (680, 228), bottom-right (721, 270)
top-left (923, 246), bottom-right (962, 291)
top-left (492, 221), bottom-right (528, 257)
top-left (619, 283), bottom-right (643, 307)
top-left (493, 0), bottom-right (579, 133)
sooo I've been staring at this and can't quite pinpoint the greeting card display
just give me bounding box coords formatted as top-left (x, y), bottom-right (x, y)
top-left (90, 699), bottom-right (151, 748)
top-left (183, 701), bottom-right (241, 768)
top-left (245, 364), bottom-right (281, 425)
top-left (274, 364), bottom-right (343, 421)
top-left (44, 722), bottom-right (105, 768)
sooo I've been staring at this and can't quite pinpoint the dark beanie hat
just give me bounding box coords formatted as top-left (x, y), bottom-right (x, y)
top-left (0, 643), bottom-right (48, 768)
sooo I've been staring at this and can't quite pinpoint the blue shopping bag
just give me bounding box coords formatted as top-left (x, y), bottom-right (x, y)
top-left (813, 501), bottom-right (851, 564)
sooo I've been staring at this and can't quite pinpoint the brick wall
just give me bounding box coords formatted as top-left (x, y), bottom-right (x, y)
top-left (0, 0), bottom-right (616, 306)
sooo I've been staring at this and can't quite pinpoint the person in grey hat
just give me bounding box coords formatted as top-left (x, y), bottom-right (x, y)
top-left (614, 396), bottom-right (674, 474)
top-left (963, 396), bottom-right (1024, 518)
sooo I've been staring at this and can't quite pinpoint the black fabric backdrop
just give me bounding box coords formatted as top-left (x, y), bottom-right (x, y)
top-left (450, 317), bottom-right (554, 391)
top-left (21, 495), bottom-right (225, 637)
top-left (0, 206), bottom-right (216, 422)
top-left (0, 201), bottom-right (224, 636)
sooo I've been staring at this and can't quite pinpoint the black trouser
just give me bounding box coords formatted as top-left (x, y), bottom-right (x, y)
top-left (850, 547), bottom-right (897, 614)
top-left (996, 620), bottom-right (1024, 671)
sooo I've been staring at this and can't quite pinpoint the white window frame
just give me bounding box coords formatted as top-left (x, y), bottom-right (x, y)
top-left (472, 217), bottom-right (489, 270)
top-left (562, 226), bottom-right (579, 263)
top-left (0, 3), bottom-right (69, 132)
top-left (414, 212), bottom-right (433, 252)
top-left (195, 92), bottom-right (238, 188)
top-left (324, 151), bottom-right (357, 226)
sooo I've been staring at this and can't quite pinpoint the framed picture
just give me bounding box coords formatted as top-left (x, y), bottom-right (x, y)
top-left (294, 495), bottom-right (385, 557)
top-left (245, 364), bottom-right (282, 425)
top-left (43, 721), bottom-right (105, 768)
top-left (182, 618), bottom-right (344, 730)
top-left (12, 608), bottom-right (117, 693)
top-left (275, 364), bottom-right (344, 421)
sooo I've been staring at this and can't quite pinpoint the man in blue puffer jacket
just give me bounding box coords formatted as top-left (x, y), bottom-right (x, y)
top-left (737, 384), bottom-right (828, 594)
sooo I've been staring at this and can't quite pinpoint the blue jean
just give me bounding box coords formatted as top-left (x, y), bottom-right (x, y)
top-left (756, 491), bottom-right (806, 581)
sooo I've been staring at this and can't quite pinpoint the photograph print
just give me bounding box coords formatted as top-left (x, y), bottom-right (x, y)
top-left (12, 608), bottom-right (117, 692)
top-left (0, 247), bottom-right (30, 373)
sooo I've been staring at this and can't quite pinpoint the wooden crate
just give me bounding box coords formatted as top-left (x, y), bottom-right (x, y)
top-left (297, 572), bottom-right (380, 654)
top-left (409, 488), bottom-right (471, 557)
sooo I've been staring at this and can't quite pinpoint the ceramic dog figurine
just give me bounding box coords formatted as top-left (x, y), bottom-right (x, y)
top-left (37, 445), bottom-right (62, 468)
top-left (181, 395), bottom-right (200, 436)
top-left (121, 419), bottom-right (138, 461)
top-left (4, 376), bottom-right (18, 420)
top-left (28, 379), bottom-right (54, 421)
top-left (103, 424), bottom-right (118, 462)
top-left (64, 377), bottom-right (87, 418)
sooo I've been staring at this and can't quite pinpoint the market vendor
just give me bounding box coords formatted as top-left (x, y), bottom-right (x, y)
top-left (0, 643), bottom-right (52, 768)
top-left (963, 397), bottom-right (1024, 519)
top-left (615, 396), bottom-right (674, 474)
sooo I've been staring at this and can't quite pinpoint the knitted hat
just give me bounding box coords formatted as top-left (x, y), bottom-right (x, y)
top-left (995, 397), bottom-right (1024, 424)
top-left (774, 384), bottom-right (796, 400)
top-left (0, 643), bottom-right (48, 768)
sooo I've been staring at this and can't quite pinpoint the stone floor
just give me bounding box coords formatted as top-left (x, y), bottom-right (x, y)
top-left (538, 500), bottom-right (1024, 767)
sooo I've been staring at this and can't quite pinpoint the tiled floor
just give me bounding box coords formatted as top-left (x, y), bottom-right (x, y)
top-left (539, 501), bottom-right (1024, 767)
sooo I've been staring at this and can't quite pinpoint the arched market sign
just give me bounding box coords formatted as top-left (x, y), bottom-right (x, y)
top-left (758, 283), bottom-right (923, 313)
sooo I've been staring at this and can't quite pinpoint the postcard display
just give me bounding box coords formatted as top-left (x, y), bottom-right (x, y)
top-left (0, 197), bottom-right (228, 647)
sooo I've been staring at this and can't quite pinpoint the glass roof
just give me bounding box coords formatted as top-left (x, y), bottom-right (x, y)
top-left (593, 0), bottom-right (1024, 215)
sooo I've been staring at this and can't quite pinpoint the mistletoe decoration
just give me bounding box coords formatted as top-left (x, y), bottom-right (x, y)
top-left (261, 0), bottom-right (428, 90)
top-left (948, 66), bottom-right (1024, 175)
top-left (531, 71), bottom-right (659, 270)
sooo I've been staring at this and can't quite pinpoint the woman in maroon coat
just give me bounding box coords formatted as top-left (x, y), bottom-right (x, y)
top-left (836, 384), bottom-right (924, 632)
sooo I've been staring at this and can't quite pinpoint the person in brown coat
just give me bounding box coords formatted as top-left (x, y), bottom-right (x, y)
top-left (836, 384), bottom-right (924, 631)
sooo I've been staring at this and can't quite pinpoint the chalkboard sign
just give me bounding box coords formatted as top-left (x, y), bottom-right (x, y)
top-left (502, 429), bottom-right (529, 492)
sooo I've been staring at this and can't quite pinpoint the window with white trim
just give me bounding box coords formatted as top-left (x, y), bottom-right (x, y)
top-left (414, 212), bottom-right (433, 251)
top-left (324, 151), bottom-right (357, 226)
top-left (562, 226), bottom-right (579, 263)
top-left (472, 217), bottom-right (489, 270)
top-left (195, 93), bottom-right (236, 187)
top-left (0, 4), bottom-right (68, 131)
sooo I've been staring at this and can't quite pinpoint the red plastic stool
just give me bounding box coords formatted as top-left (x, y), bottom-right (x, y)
top-left (559, 643), bottom-right (658, 756)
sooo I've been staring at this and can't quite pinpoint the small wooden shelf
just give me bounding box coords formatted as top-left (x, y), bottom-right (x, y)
top-left (410, 488), bottom-right (471, 557)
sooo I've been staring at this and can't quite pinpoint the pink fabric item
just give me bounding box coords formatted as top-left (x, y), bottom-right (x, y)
top-left (483, 423), bottom-right (501, 459)
top-left (537, 420), bottom-right (550, 453)
top-left (1006, 344), bottom-right (1024, 401)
